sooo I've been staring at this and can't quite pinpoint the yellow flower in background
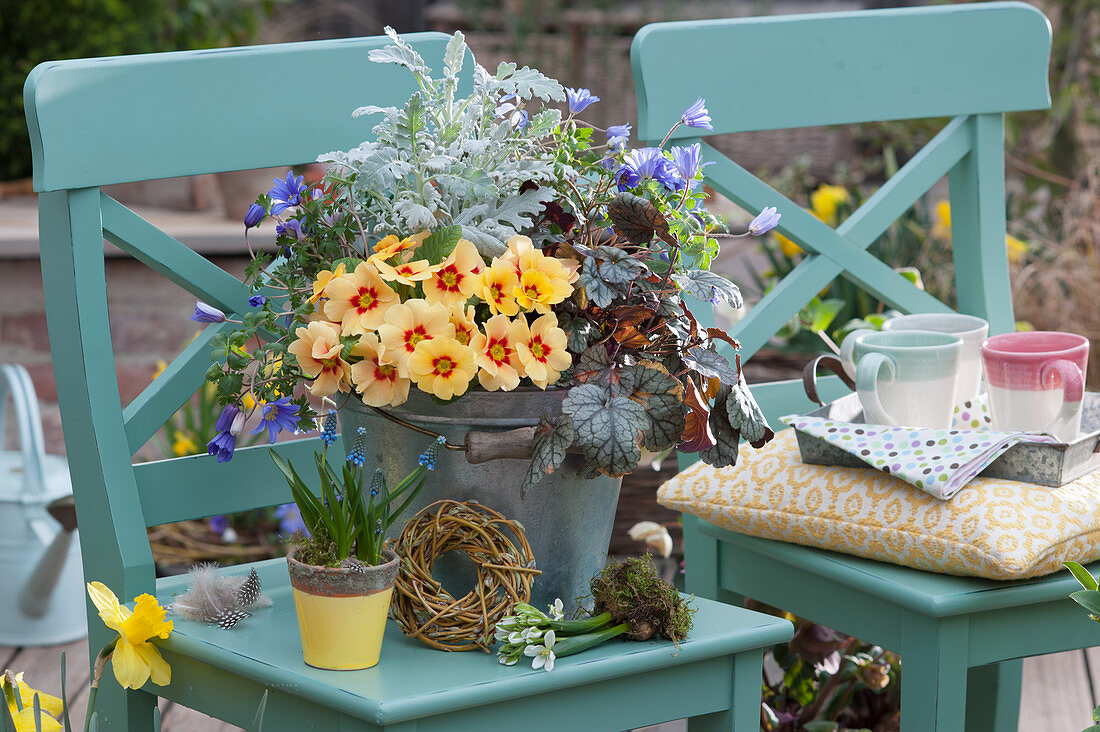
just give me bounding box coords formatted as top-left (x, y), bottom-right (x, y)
top-left (515, 314), bottom-right (571, 389)
top-left (287, 320), bottom-right (352, 397)
top-left (423, 238), bottom-right (484, 307)
top-left (350, 333), bottom-right (410, 408)
top-left (932, 199), bottom-right (952, 239)
top-left (407, 337), bottom-right (478, 400)
top-left (810, 184), bottom-right (850, 226)
top-left (151, 359), bottom-right (169, 381)
top-left (776, 233), bottom-right (802, 258)
top-left (171, 431), bottom-right (198, 457)
top-left (241, 392), bottom-right (257, 411)
top-left (475, 263), bottom-right (521, 316)
top-left (323, 261), bottom-right (398, 335)
top-left (308, 262), bottom-right (347, 304)
top-left (1006, 234), bottom-right (1029, 264)
top-left (377, 299), bottom-right (455, 377)
top-left (86, 582), bottom-right (173, 690)
top-left (2, 671), bottom-right (64, 732)
top-left (471, 314), bottom-right (527, 392)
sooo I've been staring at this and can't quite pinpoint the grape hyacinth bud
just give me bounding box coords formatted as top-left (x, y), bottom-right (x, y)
top-left (244, 203), bottom-right (265, 228)
top-left (320, 409), bottom-right (338, 446)
top-left (418, 435), bottom-right (446, 470)
top-left (346, 426), bottom-right (367, 467)
top-left (370, 468), bottom-right (383, 497)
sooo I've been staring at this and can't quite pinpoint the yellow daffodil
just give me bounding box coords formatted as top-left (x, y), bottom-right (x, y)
top-left (810, 184), bottom-right (849, 226)
top-left (323, 261), bottom-right (398, 335)
top-left (171, 431), bottom-right (198, 457)
top-left (308, 262), bottom-right (347, 304)
top-left (151, 359), bottom-right (169, 381)
top-left (377, 299), bottom-right (455, 377)
top-left (373, 257), bottom-right (437, 286)
top-left (408, 337), bottom-right (478, 400)
top-left (86, 582), bottom-right (173, 691)
top-left (470, 314), bottom-right (527, 391)
top-left (474, 263), bottom-right (521, 316)
top-left (287, 320), bottom-right (352, 397)
top-left (350, 333), bottom-right (410, 408)
top-left (241, 391), bottom-right (257, 411)
top-left (423, 239), bottom-right (484, 307)
top-left (776, 233), bottom-right (802, 258)
top-left (1006, 234), bottom-right (1028, 264)
top-left (2, 671), bottom-right (64, 732)
top-left (932, 199), bottom-right (952, 239)
top-left (515, 314), bottom-right (571, 389)
top-left (448, 303), bottom-right (478, 347)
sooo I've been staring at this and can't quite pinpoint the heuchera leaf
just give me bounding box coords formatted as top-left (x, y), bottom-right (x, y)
top-left (672, 269), bottom-right (744, 308)
top-left (726, 379), bottom-right (774, 448)
top-left (595, 246), bottom-right (648, 285)
top-left (678, 376), bottom-right (716, 452)
top-left (625, 360), bottom-right (687, 452)
top-left (522, 414), bottom-right (576, 492)
top-left (683, 346), bottom-right (740, 385)
top-left (607, 192), bottom-right (673, 246)
top-left (578, 258), bottom-right (620, 308)
top-left (574, 344), bottom-right (614, 384)
top-left (418, 225), bottom-right (463, 264)
top-left (562, 383), bottom-right (646, 477)
top-left (700, 385), bottom-right (740, 468)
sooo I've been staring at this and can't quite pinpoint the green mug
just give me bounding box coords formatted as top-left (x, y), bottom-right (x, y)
top-left (852, 330), bottom-right (963, 428)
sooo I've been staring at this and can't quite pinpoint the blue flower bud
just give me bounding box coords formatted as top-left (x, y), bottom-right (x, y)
top-left (244, 203), bottom-right (266, 228)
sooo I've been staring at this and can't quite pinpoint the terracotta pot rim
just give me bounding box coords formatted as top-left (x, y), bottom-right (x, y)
top-left (287, 548), bottom-right (400, 597)
top-left (286, 547), bottom-right (398, 574)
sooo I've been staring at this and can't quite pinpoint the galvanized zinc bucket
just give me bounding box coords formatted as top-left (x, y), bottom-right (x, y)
top-left (339, 388), bottom-right (621, 609)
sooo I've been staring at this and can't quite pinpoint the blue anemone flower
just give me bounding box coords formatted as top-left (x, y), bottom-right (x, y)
top-left (681, 98), bottom-right (714, 131)
top-left (275, 217), bottom-right (304, 241)
top-left (209, 515), bottom-right (229, 534)
top-left (248, 294), bottom-right (266, 308)
top-left (214, 404), bottom-right (240, 433)
top-left (565, 88), bottom-right (600, 114)
top-left (206, 430), bottom-right (236, 463)
top-left (748, 206), bottom-right (782, 235)
top-left (606, 123), bottom-right (632, 150)
top-left (670, 143), bottom-right (713, 184)
top-left (617, 147), bottom-right (681, 192)
top-left (269, 172), bottom-right (306, 214)
top-left (244, 203), bottom-right (266, 228)
top-left (191, 301), bottom-right (226, 323)
top-left (275, 503), bottom-right (310, 536)
top-left (251, 396), bottom-right (301, 444)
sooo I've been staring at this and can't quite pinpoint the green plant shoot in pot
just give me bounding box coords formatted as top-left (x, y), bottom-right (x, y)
top-left (272, 410), bottom-right (444, 670)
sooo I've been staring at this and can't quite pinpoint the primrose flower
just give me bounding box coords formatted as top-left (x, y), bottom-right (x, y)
top-left (250, 396), bottom-right (301, 444)
top-left (308, 262), bottom-right (347, 304)
top-left (86, 582), bottom-right (173, 690)
top-left (374, 257), bottom-right (437, 287)
top-left (2, 671), bottom-right (64, 732)
top-left (681, 97), bottom-right (714, 131)
top-left (448, 303), bottom-right (478, 347)
top-left (244, 203), bottom-right (266, 228)
top-left (350, 333), bottom-right (410, 408)
top-left (606, 123), bottom-right (631, 150)
top-left (191, 301), bottom-right (226, 324)
top-left (471, 314), bottom-right (527, 392)
top-left (287, 320), bottom-right (352, 397)
top-left (269, 171), bottom-right (306, 214)
top-left (748, 206), bottom-right (782, 236)
top-left (377, 299), bottom-right (455, 377)
top-left (565, 87), bottom-right (600, 114)
top-left (275, 503), bottom-right (309, 536)
top-left (498, 235), bottom-right (536, 276)
top-left (515, 314), bottom-right (571, 389)
top-left (423, 238), bottom-right (484, 307)
top-left (323, 261), bottom-right (398, 335)
top-left (475, 263), bottom-right (521, 316)
top-left (524, 629), bottom-right (556, 672)
top-left (670, 143), bottom-right (712, 184)
top-left (617, 147), bottom-right (680, 192)
top-left (369, 232), bottom-right (427, 265)
top-left (407, 337), bottom-right (478, 400)
top-left (513, 251), bottom-right (575, 314)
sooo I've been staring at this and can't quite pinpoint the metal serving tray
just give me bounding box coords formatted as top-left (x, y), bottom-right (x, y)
top-left (793, 392), bottom-right (1100, 487)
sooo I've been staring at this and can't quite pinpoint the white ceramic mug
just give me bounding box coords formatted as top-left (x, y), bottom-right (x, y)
top-left (882, 313), bottom-right (989, 407)
top-left (850, 330), bottom-right (963, 428)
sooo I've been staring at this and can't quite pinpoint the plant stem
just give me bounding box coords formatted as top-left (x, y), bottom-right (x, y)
top-left (553, 622), bottom-right (630, 657)
top-left (548, 611), bottom-right (613, 635)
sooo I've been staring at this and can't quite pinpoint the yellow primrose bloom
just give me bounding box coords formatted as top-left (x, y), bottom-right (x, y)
top-left (171, 431), bottom-right (198, 457)
top-left (515, 314), bottom-right (571, 389)
top-left (323, 261), bottom-right (398, 335)
top-left (86, 582), bottom-right (173, 691)
top-left (308, 262), bottom-right (347, 304)
top-left (2, 671), bottom-right (64, 732)
top-left (448, 303), bottom-right (478, 347)
top-left (514, 268), bottom-right (573, 315)
top-left (287, 320), bottom-right (352, 397)
top-left (350, 333), bottom-right (410, 408)
top-left (423, 239), bottom-right (484, 307)
top-left (474, 263), bottom-right (521, 316)
top-left (377, 299), bottom-right (455, 378)
top-left (408, 337), bottom-right (478, 400)
top-left (1006, 234), bottom-right (1028, 264)
top-left (932, 199), bottom-right (952, 239)
top-left (810, 184), bottom-right (850, 226)
top-left (499, 235), bottom-right (536, 275)
top-left (470, 314), bottom-right (527, 392)
top-left (776, 233), bottom-right (802, 258)
top-left (368, 232), bottom-right (428, 266)
top-left (374, 257), bottom-right (437, 286)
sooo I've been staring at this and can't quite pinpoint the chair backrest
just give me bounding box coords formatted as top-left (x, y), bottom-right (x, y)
top-left (24, 33), bottom-right (454, 603)
top-left (631, 1), bottom-right (1051, 428)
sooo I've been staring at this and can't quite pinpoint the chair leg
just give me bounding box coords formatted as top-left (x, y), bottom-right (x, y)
top-left (964, 660), bottom-right (1022, 732)
top-left (687, 650), bottom-right (762, 732)
top-left (91, 684), bottom-right (158, 732)
top-left (899, 612), bottom-right (970, 732)
top-left (682, 514), bottom-right (720, 600)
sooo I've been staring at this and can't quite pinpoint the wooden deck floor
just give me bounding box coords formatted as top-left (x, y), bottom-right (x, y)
top-left (4, 636), bottom-right (1098, 731)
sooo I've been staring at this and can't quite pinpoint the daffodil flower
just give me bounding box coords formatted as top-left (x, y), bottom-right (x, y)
top-left (524, 630), bottom-right (556, 672)
top-left (86, 582), bottom-right (173, 690)
top-left (2, 671), bottom-right (64, 732)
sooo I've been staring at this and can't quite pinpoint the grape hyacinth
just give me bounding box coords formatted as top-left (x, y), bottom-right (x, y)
top-left (319, 410), bottom-right (338, 446)
top-left (346, 426), bottom-right (367, 467)
top-left (418, 435), bottom-right (446, 470)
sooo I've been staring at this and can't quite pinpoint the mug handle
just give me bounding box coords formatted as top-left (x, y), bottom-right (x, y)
top-left (839, 328), bottom-right (874, 380)
top-left (856, 352), bottom-right (897, 425)
top-left (1039, 358), bottom-right (1084, 437)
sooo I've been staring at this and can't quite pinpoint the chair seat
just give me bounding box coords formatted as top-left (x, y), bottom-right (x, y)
top-left (155, 558), bottom-right (792, 730)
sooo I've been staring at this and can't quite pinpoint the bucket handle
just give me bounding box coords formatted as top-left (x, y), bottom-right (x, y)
top-left (369, 406), bottom-right (540, 464)
top-left (0, 364), bottom-right (48, 496)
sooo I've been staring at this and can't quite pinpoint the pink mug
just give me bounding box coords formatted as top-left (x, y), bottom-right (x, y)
top-left (980, 331), bottom-right (1089, 442)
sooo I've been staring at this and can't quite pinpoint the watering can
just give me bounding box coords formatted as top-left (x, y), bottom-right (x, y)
top-left (0, 364), bottom-right (86, 645)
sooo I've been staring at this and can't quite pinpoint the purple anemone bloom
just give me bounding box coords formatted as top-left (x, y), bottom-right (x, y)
top-left (206, 430), bottom-right (236, 463)
top-left (617, 147), bottom-right (681, 192)
top-left (670, 143), bottom-right (713, 183)
top-left (275, 503), bottom-right (309, 536)
top-left (681, 97), bottom-right (714, 131)
top-left (191, 301), bottom-right (226, 323)
top-left (606, 123), bottom-right (632, 150)
top-left (248, 294), bottom-right (266, 308)
top-left (209, 515), bottom-right (230, 534)
top-left (748, 206), bottom-right (782, 235)
top-left (251, 396), bottom-right (301, 444)
top-left (214, 404), bottom-right (241, 433)
top-left (565, 88), bottom-right (600, 114)
top-left (275, 218), bottom-right (304, 241)
top-left (244, 203), bottom-right (265, 228)
top-left (269, 172), bottom-right (306, 214)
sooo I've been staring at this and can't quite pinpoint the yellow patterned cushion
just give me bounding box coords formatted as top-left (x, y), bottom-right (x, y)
top-left (658, 429), bottom-right (1100, 580)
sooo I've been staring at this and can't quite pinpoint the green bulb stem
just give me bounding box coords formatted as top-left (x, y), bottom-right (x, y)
top-left (553, 622), bottom-right (630, 658)
top-left (548, 611), bottom-right (614, 635)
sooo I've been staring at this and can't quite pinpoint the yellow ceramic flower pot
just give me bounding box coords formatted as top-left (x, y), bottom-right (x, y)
top-left (287, 549), bottom-right (399, 670)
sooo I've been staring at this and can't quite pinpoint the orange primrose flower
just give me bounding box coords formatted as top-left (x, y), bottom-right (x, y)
top-left (408, 337), bottom-right (478, 400)
top-left (287, 320), bottom-right (352, 397)
top-left (474, 263), bottom-right (521, 316)
top-left (309, 262), bottom-right (347, 304)
top-left (374, 257), bottom-right (437, 286)
top-left (323, 261), bottom-right (398, 335)
top-left (471, 314), bottom-right (527, 391)
top-left (350, 333), bottom-right (410, 407)
top-left (448, 303), bottom-right (478, 347)
top-left (423, 238), bottom-right (484, 306)
top-left (376, 299), bottom-right (455, 377)
top-left (515, 313), bottom-right (571, 389)
top-left (368, 232), bottom-right (428, 266)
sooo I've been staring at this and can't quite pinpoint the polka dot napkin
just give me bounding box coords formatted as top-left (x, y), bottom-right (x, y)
top-left (781, 401), bottom-right (1059, 500)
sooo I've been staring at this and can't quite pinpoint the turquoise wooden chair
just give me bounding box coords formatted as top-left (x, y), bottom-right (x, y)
top-left (634, 3), bottom-right (1100, 731)
top-left (25, 32), bottom-right (793, 732)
